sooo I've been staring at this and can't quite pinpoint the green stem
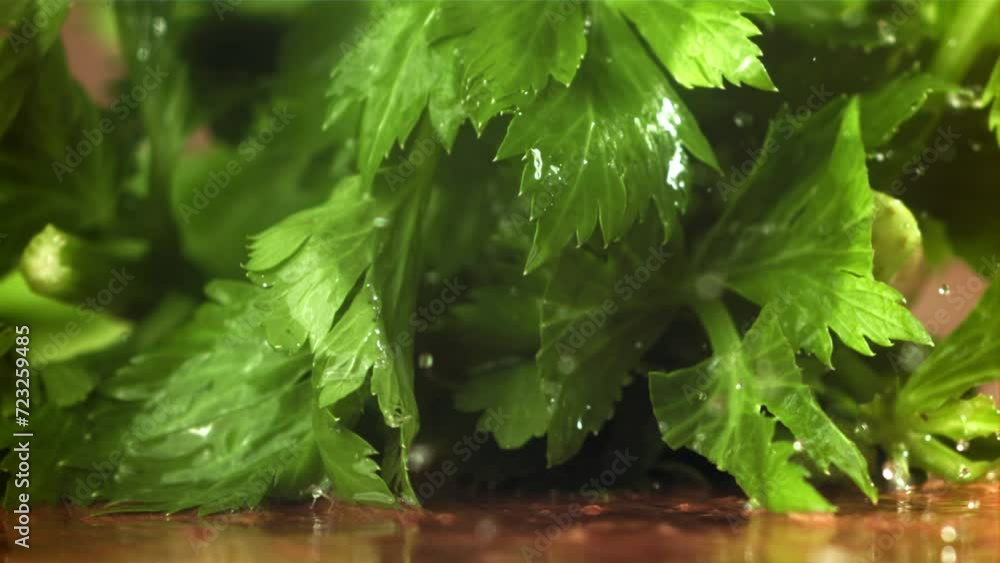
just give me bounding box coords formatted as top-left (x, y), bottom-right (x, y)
top-left (930, 0), bottom-right (1000, 84)
top-left (693, 299), bottom-right (741, 357)
top-left (830, 347), bottom-right (887, 403)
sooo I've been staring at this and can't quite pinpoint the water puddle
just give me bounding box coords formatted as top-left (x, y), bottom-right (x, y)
top-left (3, 482), bottom-right (997, 562)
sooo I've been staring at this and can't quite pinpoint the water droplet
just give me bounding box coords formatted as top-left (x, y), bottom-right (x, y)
top-left (187, 424), bottom-right (213, 438)
top-left (881, 462), bottom-right (896, 481)
top-left (955, 439), bottom-right (969, 452)
top-left (558, 355), bottom-right (577, 375)
top-left (941, 546), bottom-right (957, 563)
top-left (530, 148), bottom-right (544, 180)
top-left (733, 112), bottom-right (753, 128)
top-left (792, 440), bottom-right (804, 452)
top-left (938, 284), bottom-right (951, 296)
top-left (876, 19), bottom-right (897, 45)
top-left (946, 88), bottom-right (985, 110)
top-left (136, 46), bottom-right (150, 62)
top-left (734, 382), bottom-right (743, 391)
top-left (474, 517), bottom-right (498, 541)
top-left (418, 353), bottom-right (434, 369)
top-left (658, 421), bottom-right (670, 434)
top-left (407, 443), bottom-right (434, 472)
top-left (695, 272), bottom-right (726, 300)
top-left (633, 340), bottom-right (644, 350)
top-left (372, 216), bottom-right (390, 228)
top-left (958, 465), bottom-right (971, 479)
top-left (576, 419), bottom-right (584, 431)
top-left (152, 16), bottom-right (167, 37)
top-left (940, 525), bottom-right (957, 543)
top-left (967, 499), bottom-right (980, 509)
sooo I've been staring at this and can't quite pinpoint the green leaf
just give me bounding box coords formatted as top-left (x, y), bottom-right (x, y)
top-left (650, 303), bottom-right (834, 512)
top-left (768, 0), bottom-right (886, 48)
top-left (0, 46), bottom-right (119, 273)
top-left (328, 4), bottom-right (456, 184)
top-left (247, 127), bottom-right (443, 503)
top-left (611, 0), bottom-right (775, 90)
top-left (749, 307), bottom-right (877, 501)
top-left (985, 58), bottom-right (1000, 146)
top-left (0, 324), bottom-right (12, 356)
top-left (497, 4), bottom-right (717, 272)
top-left (0, 0), bottom-right (70, 137)
top-left (434, 0), bottom-right (587, 129)
top-left (859, 71), bottom-right (954, 148)
top-left (697, 99), bottom-right (930, 364)
top-left (246, 176), bottom-right (376, 351)
top-left (899, 274), bottom-right (1000, 413)
top-left (57, 281), bottom-right (321, 514)
top-left (172, 4), bottom-right (366, 279)
top-left (539, 222), bottom-right (677, 464)
top-left (455, 362), bottom-right (549, 450)
top-left (313, 408), bottom-right (395, 506)
top-left (40, 362), bottom-right (98, 407)
top-left (907, 395), bottom-right (1000, 443)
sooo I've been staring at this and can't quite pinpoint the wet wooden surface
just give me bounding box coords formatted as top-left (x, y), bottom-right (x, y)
top-left (2, 483), bottom-right (997, 562)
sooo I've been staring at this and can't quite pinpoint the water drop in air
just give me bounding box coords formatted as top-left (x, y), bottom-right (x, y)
top-left (558, 355), bottom-right (577, 375)
top-left (152, 16), bottom-right (167, 37)
top-left (733, 112), bottom-right (752, 128)
top-left (955, 439), bottom-right (969, 452)
top-left (938, 284), bottom-right (951, 296)
top-left (418, 353), bottom-right (434, 369)
top-left (792, 440), bottom-right (803, 452)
